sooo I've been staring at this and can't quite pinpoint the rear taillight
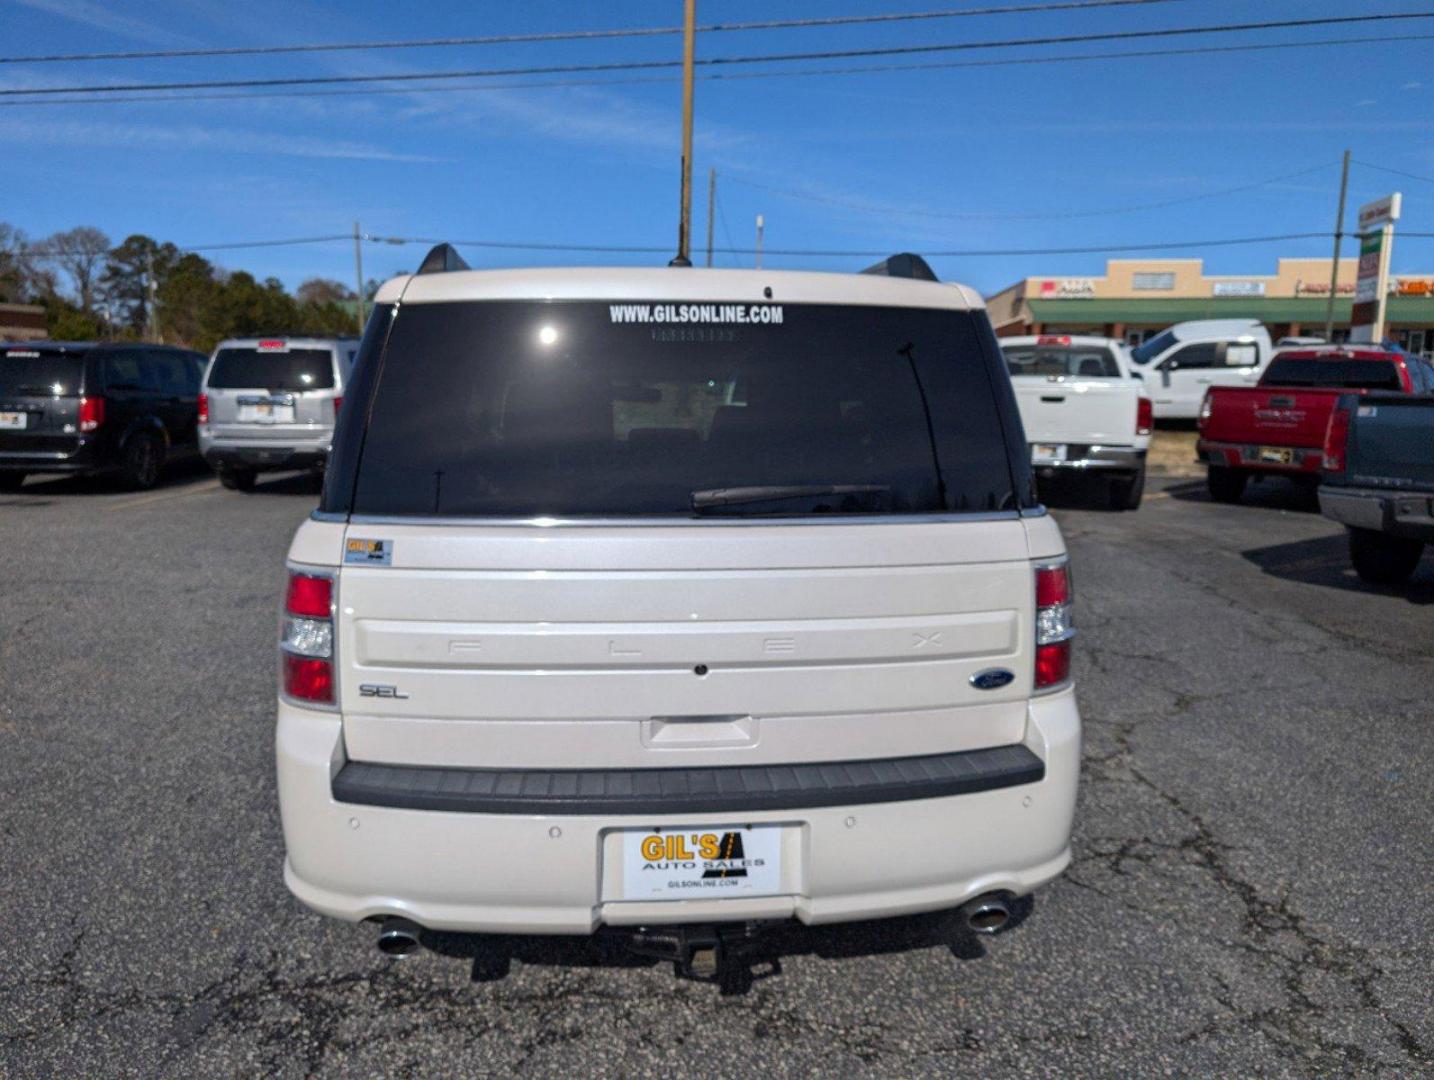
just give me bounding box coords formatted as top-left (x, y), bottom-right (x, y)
top-left (1034, 558), bottom-right (1073, 693)
top-left (282, 570), bottom-right (334, 704)
top-left (1323, 401), bottom-right (1353, 473)
top-left (77, 396), bottom-right (104, 433)
top-left (333, 396), bottom-right (343, 416)
top-left (1197, 391), bottom-right (1213, 429)
top-left (1136, 396), bottom-right (1153, 436)
top-left (197, 392), bottom-right (209, 425)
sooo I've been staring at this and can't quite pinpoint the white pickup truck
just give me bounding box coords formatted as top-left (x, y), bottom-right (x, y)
top-left (1000, 335), bottom-right (1152, 510)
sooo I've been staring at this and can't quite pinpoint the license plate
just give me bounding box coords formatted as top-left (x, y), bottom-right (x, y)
top-left (616, 825), bottom-right (784, 901)
top-left (1257, 446), bottom-right (1293, 464)
top-left (0, 411), bottom-right (27, 430)
top-left (237, 402), bottom-right (295, 424)
top-left (1032, 443), bottom-right (1067, 462)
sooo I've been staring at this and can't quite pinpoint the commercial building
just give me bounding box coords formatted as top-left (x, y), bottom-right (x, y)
top-left (0, 303), bottom-right (46, 342)
top-left (985, 258), bottom-right (1434, 355)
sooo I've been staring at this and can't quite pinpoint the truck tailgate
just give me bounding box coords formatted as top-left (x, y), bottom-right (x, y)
top-left (1345, 395), bottom-right (1434, 489)
top-left (1201, 386), bottom-right (1344, 448)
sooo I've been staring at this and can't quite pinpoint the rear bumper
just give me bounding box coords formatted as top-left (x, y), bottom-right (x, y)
top-left (1320, 485), bottom-right (1434, 541)
top-left (277, 690), bottom-right (1081, 934)
top-left (0, 440), bottom-right (100, 474)
top-left (1197, 439), bottom-right (1322, 474)
top-left (201, 431), bottom-right (328, 472)
top-left (1032, 446), bottom-right (1144, 474)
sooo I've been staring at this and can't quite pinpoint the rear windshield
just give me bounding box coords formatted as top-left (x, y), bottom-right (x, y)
top-left (0, 347), bottom-right (87, 396)
top-left (206, 348), bottom-right (334, 391)
top-left (337, 301), bottom-right (1021, 518)
top-left (1003, 344), bottom-right (1121, 378)
top-left (1263, 357), bottom-right (1403, 390)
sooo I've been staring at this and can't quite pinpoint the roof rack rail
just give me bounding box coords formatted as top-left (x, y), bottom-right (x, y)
top-left (417, 243), bottom-right (471, 275)
top-left (860, 253), bottom-right (938, 282)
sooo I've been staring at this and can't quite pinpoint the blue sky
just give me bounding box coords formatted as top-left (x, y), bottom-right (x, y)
top-left (5, 0), bottom-right (1434, 296)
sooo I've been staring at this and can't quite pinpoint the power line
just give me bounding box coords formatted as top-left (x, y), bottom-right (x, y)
top-left (1352, 159), bottom-right (1434, 186)
top-left (4, 32), bottom-right (1426, 108)
top-left (724, 161), bottom-right (1340, 222)
top-left (0, 1), bottom-right (1195, 65)
top-left (4, 13), bottom-right (1429, 98)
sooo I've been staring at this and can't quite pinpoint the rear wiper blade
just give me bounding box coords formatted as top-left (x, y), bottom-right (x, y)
top-left (691, 484), bottom-right (891, 510)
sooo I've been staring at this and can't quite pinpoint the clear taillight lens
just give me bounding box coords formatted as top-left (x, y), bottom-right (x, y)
top-left (1034, 558), bottom-right (1074, 693)
top-left (282, 571), bottom-right (334, 704)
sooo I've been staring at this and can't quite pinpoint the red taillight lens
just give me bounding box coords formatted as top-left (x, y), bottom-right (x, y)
top-left (283, 653), bottom-right (334, 704)
top-left (333, 396), bottom-right (343, 416)
top-left (285, 573), bottom-right (332, 617)
top-left (1323, 404), bottom-right (1352, 472)
top-left (1034, 559), bottom-right (1073, 692)
top-left (1035, 563), bottom-right (1070, 608)
top-left (197, 392), bottom-right (209, 425)
top-left (1035, 642), bottom-right (1072, 689)
top-left (78, 395), bottom-right (104, 433)
top-left (1136, 396), bottom-right (1153, 436)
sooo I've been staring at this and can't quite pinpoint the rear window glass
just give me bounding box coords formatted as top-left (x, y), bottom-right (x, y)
top-left (345, 301), bottom-right (1018, 518)
top-left (1263, 358), bottom-right (1403, 390)
top-left (1003, 345), bottom-right (1121, 378)
top-left (206, 348), bottom-right (334, 391)
top-left (0, 347), bottom-right (86, 396)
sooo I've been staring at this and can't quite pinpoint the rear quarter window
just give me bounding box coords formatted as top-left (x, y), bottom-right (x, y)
top-left (325, 301), bottom-right (1028, 518)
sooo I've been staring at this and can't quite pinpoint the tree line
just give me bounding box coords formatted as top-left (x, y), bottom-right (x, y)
top-left (0, 223), bottom-right (376, 350)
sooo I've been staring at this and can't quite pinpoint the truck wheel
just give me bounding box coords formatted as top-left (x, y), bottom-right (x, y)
top-left (1107, 465), bottom-right (1146, 511)
top-left (1207, 466), bottom-right (1247, 504)
top-left (1348, 528), bottom-right (1425, 585)
top-left (219, 467), bottom-right (257, 492)
top-left (121, 431), bottom-right (163, 490)
top-left (0, 472), bottom-right (26, 493)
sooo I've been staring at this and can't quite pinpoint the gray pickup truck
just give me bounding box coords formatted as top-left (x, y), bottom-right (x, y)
top-left (1319, 392), bottom-right (1434, 584)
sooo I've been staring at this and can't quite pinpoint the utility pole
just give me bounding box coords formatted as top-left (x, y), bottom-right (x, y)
top-left (671, 0), bottom-right (697, 266)
top-left (705, 167), bottom-right (716, 267)
top-left (755, 214), bottom-right (765, 269)
top-left (353, 221), bottom-right (366, 333)
top-left (1325, 149), bottom-right (1351, 342)
top-left (145, 250), bottom-right (159, 343)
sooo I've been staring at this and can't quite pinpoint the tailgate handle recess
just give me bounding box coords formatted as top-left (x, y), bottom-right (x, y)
top-left (642, 715), bottom-right (757, 750)
top-left (1040, 395), bottom-right (1066, 403)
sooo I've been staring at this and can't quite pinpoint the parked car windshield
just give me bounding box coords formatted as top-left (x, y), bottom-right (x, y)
top-left (1130, 330), bottom-right (1176, 364)
top-left (206, 348), bottom-right (335, 391)
top-left (1003, 344), bottom-right (1122, 378)
top-left (1262, 357), bottom-right (1403, 391)
top-left (340, 301), bottom-right (1020, 518)
top-left (0, 346), bottom-right (86, 396)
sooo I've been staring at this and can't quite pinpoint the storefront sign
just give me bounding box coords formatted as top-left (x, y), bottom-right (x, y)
top-left (1294, 281), bottom-right (1355, 296)
top-left (1212, 280), bottom-right (1266, 297)
top-left (1357, 193), bottom-right (1402, 231)
top-left (1395, 278), bottom-right (1434, 296)
top-left (1351, 193), bottom-right (1400, 343)
top-left (1038, 278), bottom-right (1097, 298)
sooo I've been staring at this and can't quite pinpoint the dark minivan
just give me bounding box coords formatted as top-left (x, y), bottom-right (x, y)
top-left (0, 341), bottom-right (207, 491)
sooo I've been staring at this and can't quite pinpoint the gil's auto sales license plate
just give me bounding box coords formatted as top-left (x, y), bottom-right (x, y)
top-left (0, 411), bottom-right (27, 430)
top-left (618, 825), bottom-right (783, 900)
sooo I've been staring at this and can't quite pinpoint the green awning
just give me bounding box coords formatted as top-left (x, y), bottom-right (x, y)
top-left (1026, 296), bottom-right (1434, 324)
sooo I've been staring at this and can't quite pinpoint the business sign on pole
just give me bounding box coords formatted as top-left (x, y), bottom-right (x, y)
top-left (1350, 193), bottom-right (1401, 344)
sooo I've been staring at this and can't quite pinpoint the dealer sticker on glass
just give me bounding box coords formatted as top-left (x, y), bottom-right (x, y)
top-left (620, 826), bottom-right (783, 900)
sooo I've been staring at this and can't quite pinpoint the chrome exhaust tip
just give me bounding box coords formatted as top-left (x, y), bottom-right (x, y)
top-left (958, 894), bottom-right (1011, 936)
top-left (376, 916), bottom-right (423, 958)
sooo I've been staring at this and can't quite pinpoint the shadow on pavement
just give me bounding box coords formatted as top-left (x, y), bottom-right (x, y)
top-left (243, 470), bottom-right (325, 498)
top-left (3, 456), bottom-right (211, 499)
top-left (421, 896), bottom-right (1033, 997)
top-left (1035, 474), bottom-right (1126, 512)
top-left (1167, 475), bottom-right (1321, 513)
top-left (1242, 532), bottom-right (1434, 604)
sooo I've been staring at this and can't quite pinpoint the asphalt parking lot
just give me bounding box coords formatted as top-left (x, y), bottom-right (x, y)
top-left (1, 464), bottom-right (1429, 1078)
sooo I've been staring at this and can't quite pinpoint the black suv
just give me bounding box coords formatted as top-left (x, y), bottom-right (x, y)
top-left (0, 341), bottom-right (207, 491)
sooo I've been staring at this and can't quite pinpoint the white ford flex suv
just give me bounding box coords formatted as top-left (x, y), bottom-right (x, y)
top-left (277, 246), bottom-right (1080, 976)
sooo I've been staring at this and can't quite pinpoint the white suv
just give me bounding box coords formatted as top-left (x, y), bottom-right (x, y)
top-left (276, 247), bottom-right (1080, 974)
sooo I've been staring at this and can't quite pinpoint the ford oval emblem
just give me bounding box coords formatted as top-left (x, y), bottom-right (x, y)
top-left (970, 668), bottom-right (1015, 691)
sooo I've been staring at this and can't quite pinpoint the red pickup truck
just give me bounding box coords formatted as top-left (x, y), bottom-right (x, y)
top-left (1197, 347), bottom-right (1433, 502)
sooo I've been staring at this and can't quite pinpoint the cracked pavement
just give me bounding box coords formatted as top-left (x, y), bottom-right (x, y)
top-left (0, 467), bottom-right (1430, 1077)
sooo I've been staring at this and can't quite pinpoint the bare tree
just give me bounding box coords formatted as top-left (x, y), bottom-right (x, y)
top-left (43, 226), bottom-right (111, 314)
top-left (296, 277), bottom-right (355, 306)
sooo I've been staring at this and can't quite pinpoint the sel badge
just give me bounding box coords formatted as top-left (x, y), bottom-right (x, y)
top-left (344, 538), bottom-right (392, 566)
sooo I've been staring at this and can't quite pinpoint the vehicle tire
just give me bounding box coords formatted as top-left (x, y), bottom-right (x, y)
top-left (1108, 465), bottom-right (1146, 511)
top-left (120, 431), bottom-right (163, 490)
top-left (219, 467), bottom-right (257, 492)
top-left (1206, 465), bottom-right (1247, 504)
top-left (0, 472), bottom-right (26, 493)
top-left (1348, 528), bottom-right (1425, 585)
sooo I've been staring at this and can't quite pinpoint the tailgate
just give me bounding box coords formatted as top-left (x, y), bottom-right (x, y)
top-left (0, 394), bottom-right (81, 454)
top-left (335, 520), bottom-right (1036, 771)
top-left (1012, 378), bottom-right (1137, 445)
top-left (1347, 397), bottom-right (1434, 488)
top-left (1203, 387), bottom-right (1341, 447)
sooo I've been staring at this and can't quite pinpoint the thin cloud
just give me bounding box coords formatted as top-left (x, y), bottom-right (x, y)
top-left (11, 0), bottom-right (197, 46)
